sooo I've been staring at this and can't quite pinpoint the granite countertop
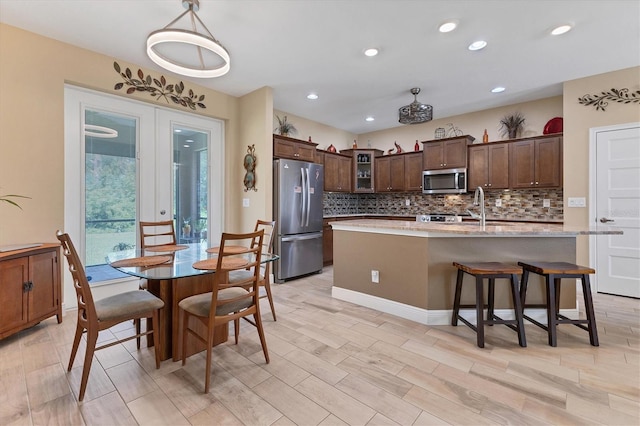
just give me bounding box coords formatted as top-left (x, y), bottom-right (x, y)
top-left (328, 218), bottom-right (622, 236)
top-left (323, 214), bottom-right (563, 224)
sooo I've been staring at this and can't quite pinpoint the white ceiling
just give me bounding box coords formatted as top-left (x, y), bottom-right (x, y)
top-left (1, 0), bottom-right (639, 134)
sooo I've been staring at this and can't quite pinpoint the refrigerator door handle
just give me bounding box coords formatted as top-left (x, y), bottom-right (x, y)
top-left (281, 232), bottom-right (323, 242)
top-left (305, 167), bottom-right (311, 227)
top-left (300, 167), bottom-right (306, 226)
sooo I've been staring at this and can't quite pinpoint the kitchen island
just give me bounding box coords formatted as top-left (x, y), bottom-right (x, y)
top-left (330, 219), bottom-right (620, 325)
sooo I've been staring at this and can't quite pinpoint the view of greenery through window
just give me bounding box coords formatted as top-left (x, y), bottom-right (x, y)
top-left (85, 153), bottom-right (137, 266)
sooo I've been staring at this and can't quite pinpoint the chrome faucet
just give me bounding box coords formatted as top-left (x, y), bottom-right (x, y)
top-left (466, 186), bottom-right (486, 227)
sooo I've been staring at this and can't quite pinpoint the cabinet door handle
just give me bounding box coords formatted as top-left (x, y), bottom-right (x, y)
top-left (23, 281), bottom-right (30, 292)
top-left (535, 181), bottom-right (539, 185)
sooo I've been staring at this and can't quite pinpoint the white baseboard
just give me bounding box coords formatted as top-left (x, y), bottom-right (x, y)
top-left (331, 286), bottom-right (578, 326)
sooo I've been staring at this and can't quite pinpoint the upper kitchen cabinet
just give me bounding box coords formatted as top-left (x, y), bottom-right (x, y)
top-left (341, 149), bottom-right (383, 193)
top-left (510, 135), bottom-right (563, 188)
top-left (375, 155), bottom-right (405, 192)
top-left (324, 151), bottom-right (352, 192)
top-left (273, 134), bottom-right (318, 163)
top-left (375, 151), bottom-right (423, 192)
top-left (404, 152), bottom-right (424, 191)
top-left (468, 142), bottom-right (509, 190)
top-left (422, 135), bottom-right (475, 170)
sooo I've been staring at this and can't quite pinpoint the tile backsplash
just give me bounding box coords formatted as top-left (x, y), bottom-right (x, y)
top-left (323, 189), bottom-right (563, 222)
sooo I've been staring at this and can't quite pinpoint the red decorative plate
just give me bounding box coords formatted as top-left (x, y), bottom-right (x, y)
top-left (543, 117), bottom-right (563, 134)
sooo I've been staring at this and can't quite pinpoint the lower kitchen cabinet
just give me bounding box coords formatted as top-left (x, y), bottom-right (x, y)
top-left (0, 243), bottom-right (62, 340)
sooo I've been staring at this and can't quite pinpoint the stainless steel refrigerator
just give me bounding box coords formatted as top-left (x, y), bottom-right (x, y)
top-left (273, 158), bottom-right (324, 282)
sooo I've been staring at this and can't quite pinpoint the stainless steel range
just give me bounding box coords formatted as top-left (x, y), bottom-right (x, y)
top-left (416, 214), bottom-right (462, 223)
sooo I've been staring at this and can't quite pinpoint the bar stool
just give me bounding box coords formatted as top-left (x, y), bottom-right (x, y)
top-left (451, 262), bottom-right (527, 348)
top-left (518, 261), bottom-right (599, 347)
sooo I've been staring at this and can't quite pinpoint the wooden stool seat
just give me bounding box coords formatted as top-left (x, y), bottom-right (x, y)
top-left (518, 261), bottom-right (598, 347)
top-left (451, 262), bottom-right (526, 348)
top-left (453, 261), bottom-right (522, 276)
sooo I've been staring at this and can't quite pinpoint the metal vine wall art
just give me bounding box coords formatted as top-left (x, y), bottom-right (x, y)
top-left (113, 62), bottom-right (206, 110)
top-left (243, 144), bottom-right (257, 192)
top-left (578, 87), bottom-right (640, 111)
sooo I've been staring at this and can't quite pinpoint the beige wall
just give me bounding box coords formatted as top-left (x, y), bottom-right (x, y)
top-left (273, 110), bottom-right (357, 151)
top-left (563, 66), bottom-right (640, 265)
top-left (358, 96), bottom-right (563, 152)
top-left (0, 23), bottom-right (272, 245)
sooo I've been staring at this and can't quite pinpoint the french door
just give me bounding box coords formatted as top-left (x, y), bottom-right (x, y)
top-left (65, 86), bottom-right (223, 284)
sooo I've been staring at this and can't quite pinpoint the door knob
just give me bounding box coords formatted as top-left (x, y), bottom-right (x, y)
top-left (599, 217), bottom-right (614, 223)
top-left (160, 210), bottom-right (166, 215)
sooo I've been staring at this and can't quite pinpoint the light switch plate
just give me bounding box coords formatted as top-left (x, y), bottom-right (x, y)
top-left (543, 199), bottom-right (551, 208)
top-left (495, 199), bottom-right (502, 207)
top-left (568, 197), bottom-right (586, 207)
top-left (242, 198), bottom-right (250, 207)
top-left (405, 199), bottom-right (410, 206)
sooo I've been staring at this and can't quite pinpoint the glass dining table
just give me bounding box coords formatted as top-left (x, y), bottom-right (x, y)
top-left (106, 243), bottom-right (278, 361)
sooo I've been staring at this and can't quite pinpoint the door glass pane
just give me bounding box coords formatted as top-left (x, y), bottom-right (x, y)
top-left (84, 110), bottom-right (137, 281)
top-left (173, 126), bottom-right (208, 245)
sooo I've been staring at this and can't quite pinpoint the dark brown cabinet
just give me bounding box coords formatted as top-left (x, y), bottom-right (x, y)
top-left (375, 155), bottom-right (405, 192)
top-left (468, 143), bottom-right (510, 190)
top-left (341, 149), bottom-right (383, 193)
top-left (374, 152), bottom-right (423, 192)
top-left (324, 152), bottom-right (352, 192)
top-left (404, 152), bottom-right (424, 191)
top-left (273, 134), bottom-right (318, 162)
top-left (423, 135), bottom-right (474, 170)
top-left (509, 136), bottom-right (562, 188)
top-left (0, 244), bottom-right (62, 340)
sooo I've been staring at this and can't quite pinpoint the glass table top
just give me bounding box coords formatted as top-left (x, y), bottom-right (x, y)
top-left (106, 243), bottom-right (278, 280)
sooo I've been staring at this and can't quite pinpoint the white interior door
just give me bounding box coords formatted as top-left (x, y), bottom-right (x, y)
top-left (591, 123), bottom-right (640, 298)
top-left (156, 110), bottom-right (224, 246)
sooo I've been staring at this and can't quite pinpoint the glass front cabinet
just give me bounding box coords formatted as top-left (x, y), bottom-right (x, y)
top-left (341, 149), bottom-right (383, 193)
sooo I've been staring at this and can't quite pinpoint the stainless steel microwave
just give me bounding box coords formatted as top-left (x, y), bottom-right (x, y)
top-left (422, 168), bottom-right (467, 194)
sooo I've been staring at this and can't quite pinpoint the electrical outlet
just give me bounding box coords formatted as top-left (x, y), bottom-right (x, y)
top-left (543, 199), bottom-right (551, 208)
top-left (405, 199), bottom-right (410, 206)
top-left (242, 198), bottom-right (250, 207)
top-left (371, 270), bottom-right (379, 283)
top-left (568, 197), bottom-right (586, 207)
top-left (495, 199), bottom-right (502, 207)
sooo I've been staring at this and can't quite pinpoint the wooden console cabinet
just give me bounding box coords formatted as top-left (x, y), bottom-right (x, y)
top-left (0, 243), bottom-right (62, 339)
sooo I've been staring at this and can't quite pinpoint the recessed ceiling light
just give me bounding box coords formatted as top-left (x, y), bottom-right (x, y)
top-left (307, 93), bottom-right (318, 100)
top-left (183, 144), bottom-right (190, 148)
top-left (185, 139), bottom-right (194, 142)
top-left (491, 86), bottom-right (506, 93)
top-left (468, 40), bottom-right (487, 51)
top-left (439, 21), bottom-right (458, 33)
top-left (551, 24), bottom-right (572, 35)
top-left (174, 129), bottom-right (182, 133)
top-left (364, 48), bottom-right (379, 57)
top-left (365, 116), bottom-right (375, 122)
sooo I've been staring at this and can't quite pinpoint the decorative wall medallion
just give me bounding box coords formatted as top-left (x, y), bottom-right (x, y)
top-left (113, 62), bottom-right (206, 110)
top-left (243, 144), bottom-right (257, 192)
top-left (578, 87), bottom-right (640, 111)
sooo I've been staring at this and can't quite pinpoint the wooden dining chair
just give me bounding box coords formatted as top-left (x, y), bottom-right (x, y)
top-left (139, 220), bottom-right (177, 250)
top-left (227, 219), bottom-right (278, 321)
top-left (56, 231), bottom-right (164, 401)
top-left (178, 229), bottom-right (269, 393)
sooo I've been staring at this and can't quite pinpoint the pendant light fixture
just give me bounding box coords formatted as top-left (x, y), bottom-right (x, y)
top-left (146, 0), bottom-right (230, 78)
top-left (398, 88), bottom-right (433, 124)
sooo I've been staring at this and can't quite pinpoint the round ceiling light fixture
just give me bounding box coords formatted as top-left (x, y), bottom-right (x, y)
top-left (146, 0), bottom-right (230, 78)
top-left (84, 124), bottom-right (118, 138)
top-left (468, 40), bottom-right (487, 51)
top-left (438, 21), bottom-right (458, 33)
top-left (551, 24), bottom-right (573, 35)
top-left (364, 48), bottom-right (379, 57)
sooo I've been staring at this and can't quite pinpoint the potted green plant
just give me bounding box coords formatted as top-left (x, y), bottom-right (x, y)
top-left (499, 112), bottom-right (526, 139)
top-left (275, 115), bottom-right (297, 137)
top-left (0, 193), bottom-right (30, 209)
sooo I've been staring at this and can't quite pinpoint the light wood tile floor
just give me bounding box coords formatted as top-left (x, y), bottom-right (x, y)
top-left (1, 267), bottom-right (639, 425)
